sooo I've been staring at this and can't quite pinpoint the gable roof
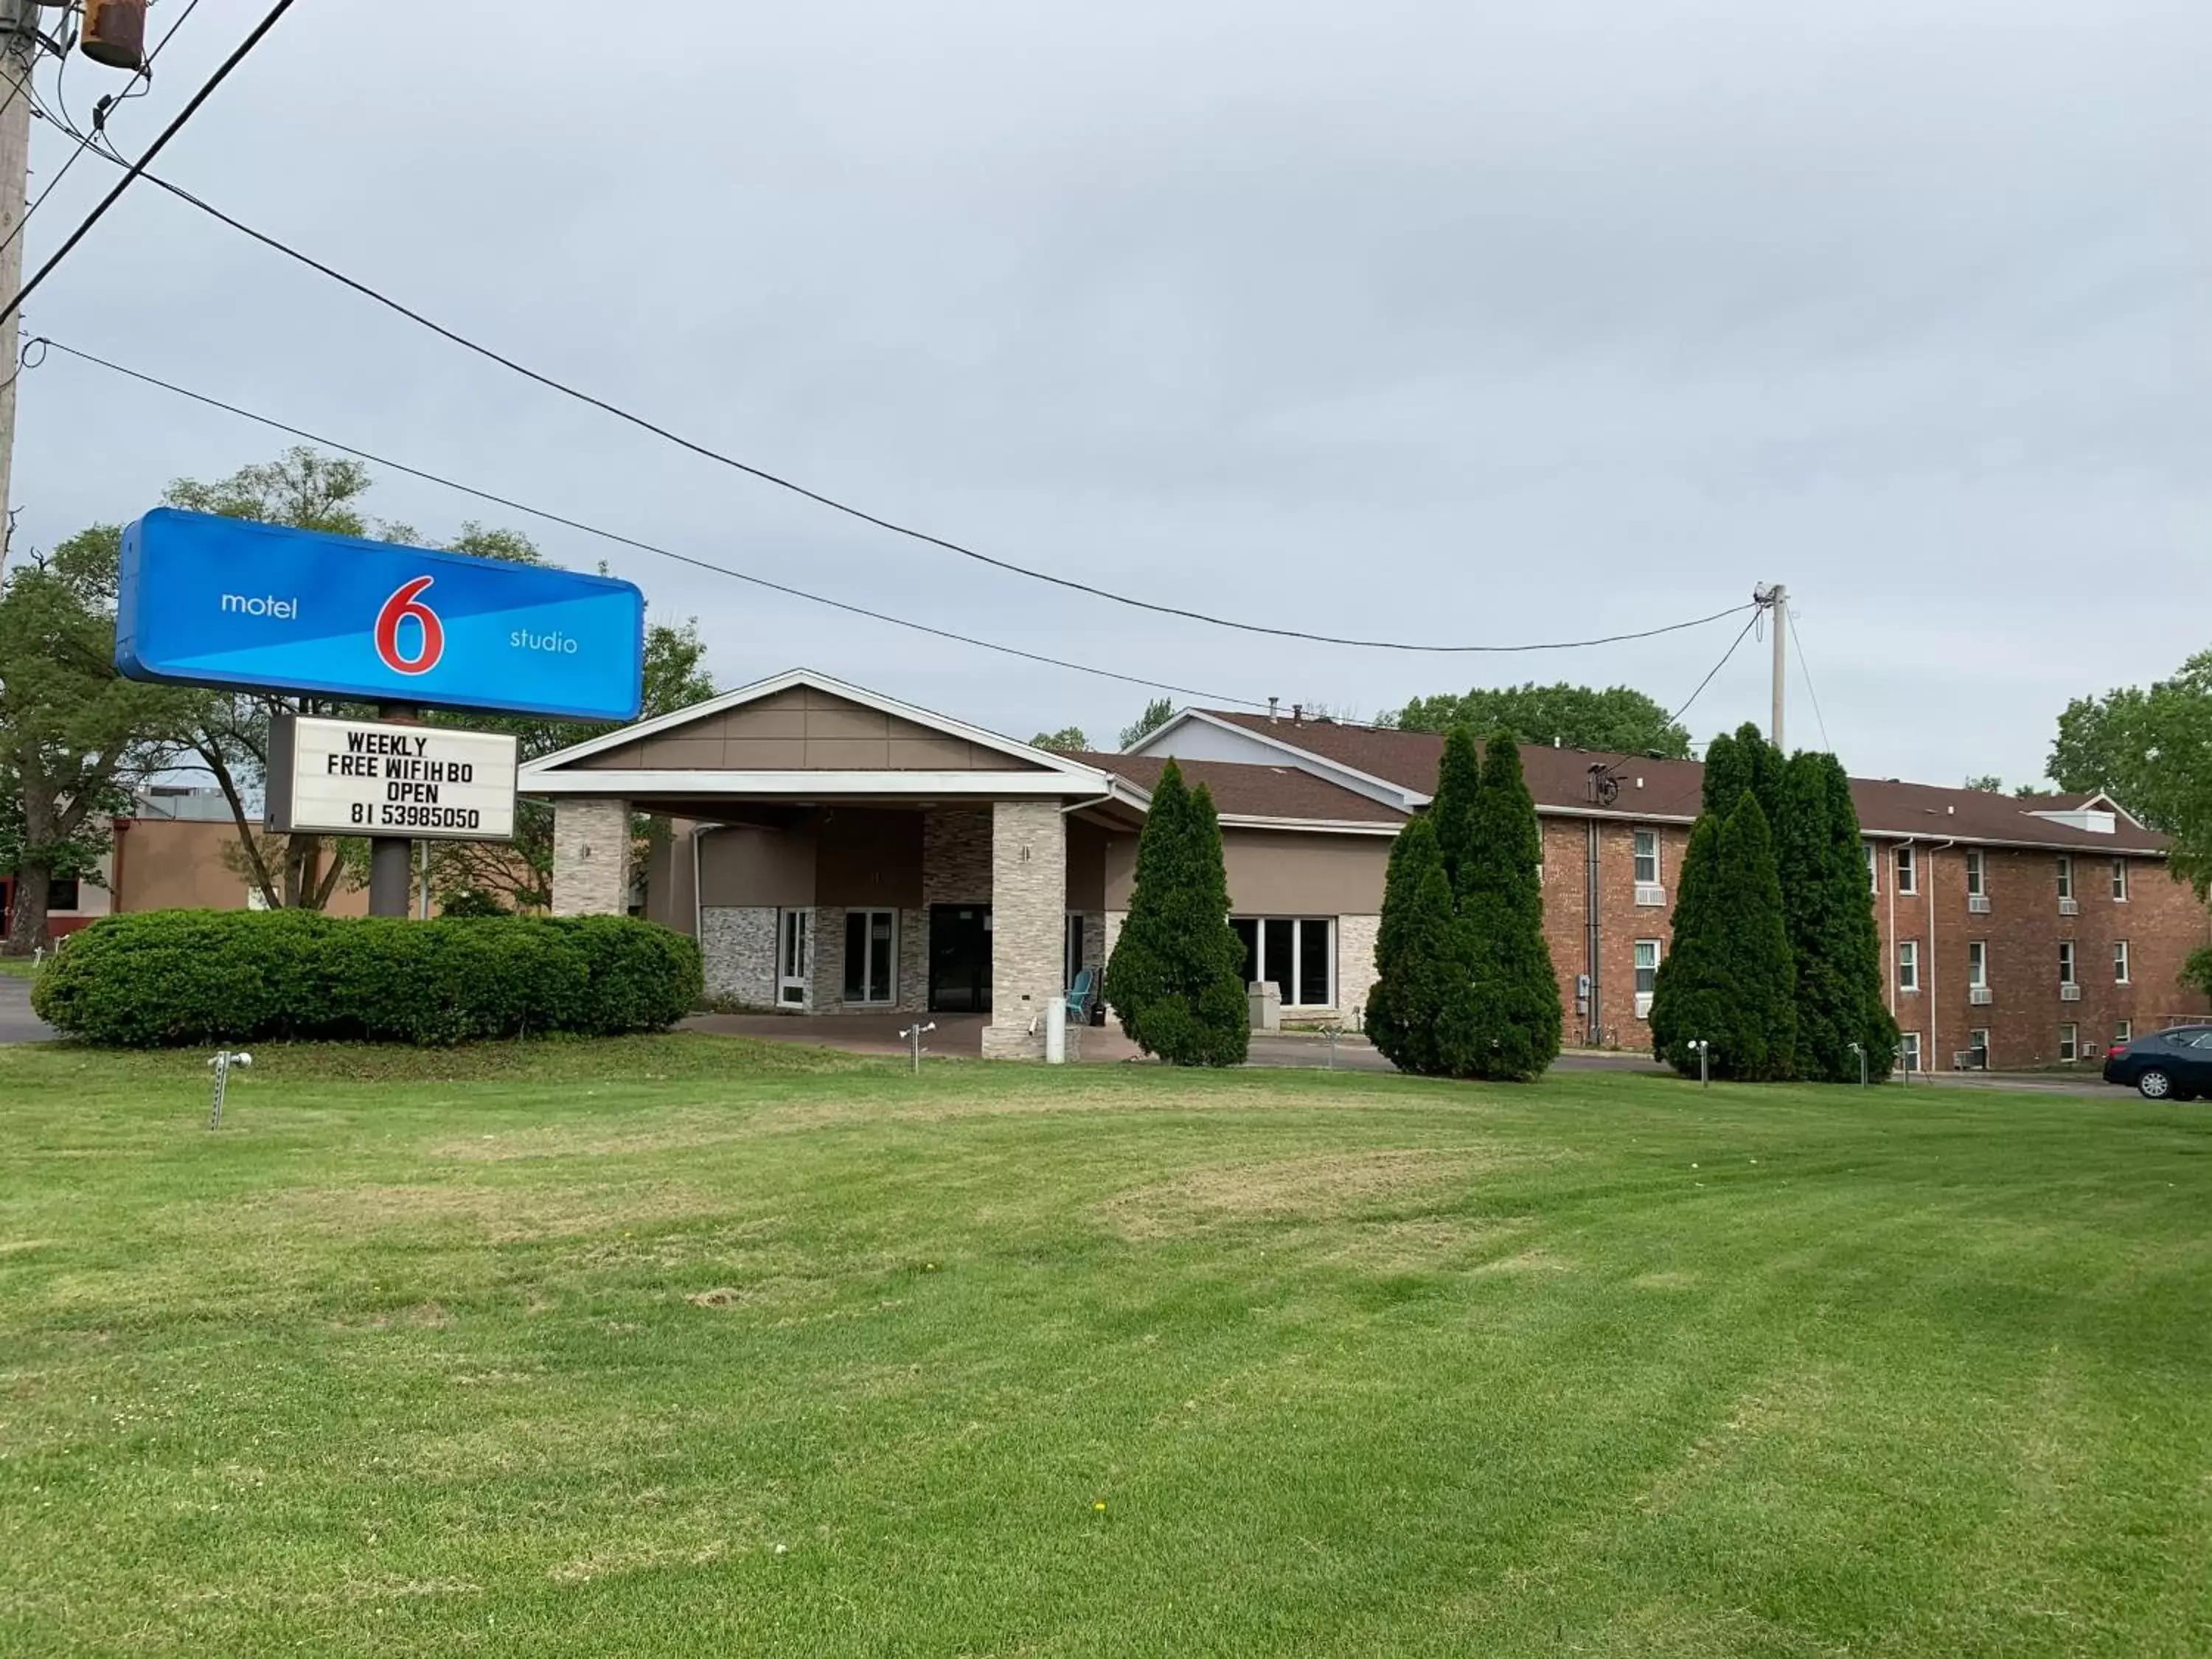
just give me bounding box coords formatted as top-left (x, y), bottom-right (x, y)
top-left (1178, 710), bottom-right (2171, 855)
top-left (1066, 752), bottom-right (1407, 829)
top-left (524, 667), bottom-right (1111, 786)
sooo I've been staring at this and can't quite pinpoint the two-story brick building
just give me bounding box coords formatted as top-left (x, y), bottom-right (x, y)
top-left (525, 669), bottom-right (2211, 1067)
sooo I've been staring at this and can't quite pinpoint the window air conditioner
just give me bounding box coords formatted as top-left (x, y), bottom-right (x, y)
top-left (1967, 894), bottom-right (1991, 914)
top-left (2058, 897), bottom-right (2079, 916)
top-left (2059, 984), bottom-right (2081, 1001)
top-left (1969, 986), bottom-right (1994, 1005)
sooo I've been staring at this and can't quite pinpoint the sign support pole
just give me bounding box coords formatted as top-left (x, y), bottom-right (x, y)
top-left (368, 703), bottom-right (418, 919)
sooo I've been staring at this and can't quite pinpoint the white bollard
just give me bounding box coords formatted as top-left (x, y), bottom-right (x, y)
top-left (1045, 996), bottom-right (1067, 1065)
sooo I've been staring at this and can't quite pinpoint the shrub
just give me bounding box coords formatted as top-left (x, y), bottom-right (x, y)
top-left (1103, 760), bottom-right (1249, 1067)
top-left (1441, 731), bottom-right (1561, 1082)
top-left (1366, 816), bottom-right (1458, 1076)
top-left (32, 911), bottom-right (702, 1048)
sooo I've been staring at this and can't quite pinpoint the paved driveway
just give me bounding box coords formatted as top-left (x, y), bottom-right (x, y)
top-left (0, 977), bottom-right (54, 1044)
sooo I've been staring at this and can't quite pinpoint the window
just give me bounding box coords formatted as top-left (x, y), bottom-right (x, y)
top-left (1898, 939), bottom-right (1920, 992)
top-left (2056, 855), bottom-right (2073, 901)
top-left (2112, 859), bottom-right (2128, 902)
top-left (48, 877), bottom-right (81, 912)
top-left (1966, 940), bottom-right (1987, 988)
top-left (2058, 1023), bottom-right (2079, 1063)
top-left (1065, 914), bottom-right (1086, 990)
top-left (2113, 940), bottom-right (2131, 984)
top-left (2057, 940), bottom-right (2076, 986)
top-left (1633, 830), bottom-right (1660, 885)
top-left (1968, 1026), bottom-right (1991, 1060)
top-left (842, 909), bottom-right (897, 1005)
top-left (1899, 1032), bottom-right (1921, 1072)
top-left (1895, 845), bottom-right (1918, 894)
top-left (778, 908), bottom-right (813, 1006)
top-left (2114, 1020), bottom-right (2132, 1046)
top-left (1964, 849), bottom-right (1985, 898)
top-left (1864, 842), bottom-right (1877, 893)
top-left (1633, 939), bottom-right (1660, 1018)
top-left (1231, 916), bottom-right (1335, 1008)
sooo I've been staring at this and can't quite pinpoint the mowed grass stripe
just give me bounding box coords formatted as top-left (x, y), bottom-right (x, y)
top-left (1, 1035), bottom-right (2208, 1656)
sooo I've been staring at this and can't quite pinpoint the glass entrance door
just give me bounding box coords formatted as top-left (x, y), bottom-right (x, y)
top-left (778, 908), bottom-right (813, 1007)
top-left (928, 905), bottom-right (992, 1012)
top-left (843, 909), bottom-right (897, 1006)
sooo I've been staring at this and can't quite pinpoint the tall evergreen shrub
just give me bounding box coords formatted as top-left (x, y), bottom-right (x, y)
top-left (1649, 814), bottom-right (1728, 1073)
top-left (1438, 732), bottom-right (1561, 1080)
top-left (1366, 815), bottom-right (1456, 1076)
top-left (1821, 755), bottom-right (1899, 1079)
top-left (1430, 726), bottom-right (1483, 891)
top-left (1102, 760), bottom-right (1249, 1067)
top-left (1715, 793), bottom-right (1798, 1079)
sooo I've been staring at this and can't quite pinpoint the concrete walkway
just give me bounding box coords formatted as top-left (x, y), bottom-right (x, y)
top-left (0, 976), bottom-right (54, 1045)
top-left (680, 1009), bottom-right (1673, 1077)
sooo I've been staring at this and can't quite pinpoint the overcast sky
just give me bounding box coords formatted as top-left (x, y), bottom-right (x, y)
top-left (13, 0), bottom-right (2207, 782)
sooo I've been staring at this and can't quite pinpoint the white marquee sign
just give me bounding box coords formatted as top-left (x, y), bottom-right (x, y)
top-left (267, 714), bottom-right (519, 842)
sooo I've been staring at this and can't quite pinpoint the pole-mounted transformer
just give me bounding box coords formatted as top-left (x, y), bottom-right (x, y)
top-left (79, 0), bottom-right (145, 72)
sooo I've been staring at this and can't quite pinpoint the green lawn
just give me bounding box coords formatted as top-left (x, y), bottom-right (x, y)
top-left (0, 956), bottom-right (38, 979)
top-left (3, 1038), bottom-right (2208, 1657)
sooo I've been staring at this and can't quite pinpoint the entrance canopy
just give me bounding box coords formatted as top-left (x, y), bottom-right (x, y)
top-left (523, 669), bottom-right (1147, 1057)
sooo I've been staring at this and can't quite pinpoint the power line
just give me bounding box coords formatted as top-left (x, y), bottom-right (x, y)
top-left (0, 0), bottom-right (299, 329)
top-left (1669, 609), bottom-right (1761, 728)
top-left (61, 145), bottom-right (1756, 658)
top-left (1784, 603), bottom-right (1834, 752)
top-left (33, 336), bottom-right (1284, 712)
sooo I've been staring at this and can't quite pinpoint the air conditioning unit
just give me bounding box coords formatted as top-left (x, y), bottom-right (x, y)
top-left (1969, 986), bottom-right (1994, 1005)
top-left (1634, 882), bottom-right (1666, 908)
top-left (2058, 897), bottom-right (2079, 915)
top-left (1634, 992), bottom-right (1655, 1020)
top-left (1967, 894), bottom-right (1991, 914)
top-left (2059, 983), bottom-right (2081, 1002)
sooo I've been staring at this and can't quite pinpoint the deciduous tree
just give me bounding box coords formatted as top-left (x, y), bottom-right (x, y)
top-left (1391, 682), bottom-right (1691, 757)
top-left (2049, 652), bottom-right (2212, 896)
top-left (0, 532), bottom-right (181, 952)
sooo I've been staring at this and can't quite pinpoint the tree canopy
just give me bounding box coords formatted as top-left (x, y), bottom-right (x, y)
top-left (0, 531), bottom-right (182, 951)
top-left (1118, 698), bottom-right (1175, 751)
top-left (2048, 652), bottom-right (2212, 896)
top-left (1029, 727), bottom-right (1089, 754)
top-left (1391, 683), bottom-right (1691, 757)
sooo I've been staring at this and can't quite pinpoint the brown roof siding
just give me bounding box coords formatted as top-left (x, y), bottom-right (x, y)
top-left (1197, 712), bottom-right (2170, 856)
top-left (1068, 753), bottom-right (1405, 825)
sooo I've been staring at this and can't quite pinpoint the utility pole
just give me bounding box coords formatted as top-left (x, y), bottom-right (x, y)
top-left (1755, 582), bottom-right (1787, 749)
top-left (0, 0), bottom-right (39, 575)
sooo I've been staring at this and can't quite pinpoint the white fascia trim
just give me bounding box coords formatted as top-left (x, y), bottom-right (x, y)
top-left (1857, 827), bottom-right (2168, 858)
top-left (1130, 709), bottom-right (1431, 810)
top-left (522, 769), bottom-right (1100, 799)
top-left (528, 666), bottom-right (1110, 781)
top-left (1538, 805), bottom-right (1698, 827)
top-left (1218, 815), bottom-right (1405, 836)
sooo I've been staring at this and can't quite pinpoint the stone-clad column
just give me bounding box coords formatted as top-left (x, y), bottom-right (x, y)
top-left (552, 799), bottom-right (632, 917)
top-left (980, 799), bottom-right (1067, 1060)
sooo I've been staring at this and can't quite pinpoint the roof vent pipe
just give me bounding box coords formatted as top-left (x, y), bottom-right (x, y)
top-left (1292, 703), bottom-right (1303, 725)
top-left (1267, 697), bottom-right (1279, 724)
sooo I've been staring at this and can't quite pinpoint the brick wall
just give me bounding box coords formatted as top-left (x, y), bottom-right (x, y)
top-left (1883, 844), bottom-right (2212, 1069)
top-left (1537, 815), bottom-right (1690, 1049)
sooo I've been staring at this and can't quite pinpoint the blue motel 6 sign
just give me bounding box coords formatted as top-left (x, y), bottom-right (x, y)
top-left (116, 509), bottom-right (646, 722)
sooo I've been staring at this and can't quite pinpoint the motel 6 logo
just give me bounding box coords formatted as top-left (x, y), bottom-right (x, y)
top-left (375, 577), bottom-right (445, 676)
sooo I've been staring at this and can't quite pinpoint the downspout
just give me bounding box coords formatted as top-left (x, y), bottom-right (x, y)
top-left (1585, 820), bottom-right (1601, 1044)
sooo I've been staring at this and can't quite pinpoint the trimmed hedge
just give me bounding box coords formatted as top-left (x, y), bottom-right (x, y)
top-left (30, 911), bottom-right (703, 1048)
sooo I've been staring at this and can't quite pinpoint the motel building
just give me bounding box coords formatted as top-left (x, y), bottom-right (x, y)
top-left (526, 669), bottom-right (2212, 1068)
